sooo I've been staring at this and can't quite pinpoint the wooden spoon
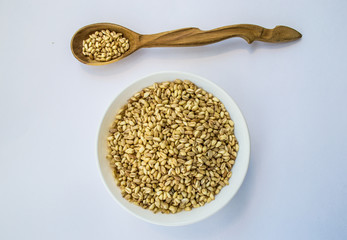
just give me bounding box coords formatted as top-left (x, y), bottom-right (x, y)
top-left (71, 23), bottom-right (302, 65)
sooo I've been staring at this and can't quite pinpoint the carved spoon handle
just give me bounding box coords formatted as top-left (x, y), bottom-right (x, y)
top-left (140, 24), bottom-right (302, 47)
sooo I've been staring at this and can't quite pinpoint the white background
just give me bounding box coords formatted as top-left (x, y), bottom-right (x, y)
top-left (1, 0), bottom-right (346, 239)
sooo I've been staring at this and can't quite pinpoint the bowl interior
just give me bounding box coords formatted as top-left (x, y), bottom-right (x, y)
top-left (97, 71), bottom-right (250, 226)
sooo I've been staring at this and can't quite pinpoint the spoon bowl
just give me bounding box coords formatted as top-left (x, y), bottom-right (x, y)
top-left (71, 23), bottom-right (141, 65)
top-left (71, 23), bottom-right (302, 65)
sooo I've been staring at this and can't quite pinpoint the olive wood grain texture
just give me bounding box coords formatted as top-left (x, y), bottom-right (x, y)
top-left (71, 23), bottom-right (302, 65)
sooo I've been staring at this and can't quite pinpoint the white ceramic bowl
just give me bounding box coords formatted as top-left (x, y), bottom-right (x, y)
top-left (97, 71), bottom-right (250, 226)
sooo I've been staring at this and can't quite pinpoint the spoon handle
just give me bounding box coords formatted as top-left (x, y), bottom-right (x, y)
top-left (140, 24), bottom-right (301, 47)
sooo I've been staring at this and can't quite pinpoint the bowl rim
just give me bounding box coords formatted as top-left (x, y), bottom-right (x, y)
top-left (96, 71), bottom-right (250, 226)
